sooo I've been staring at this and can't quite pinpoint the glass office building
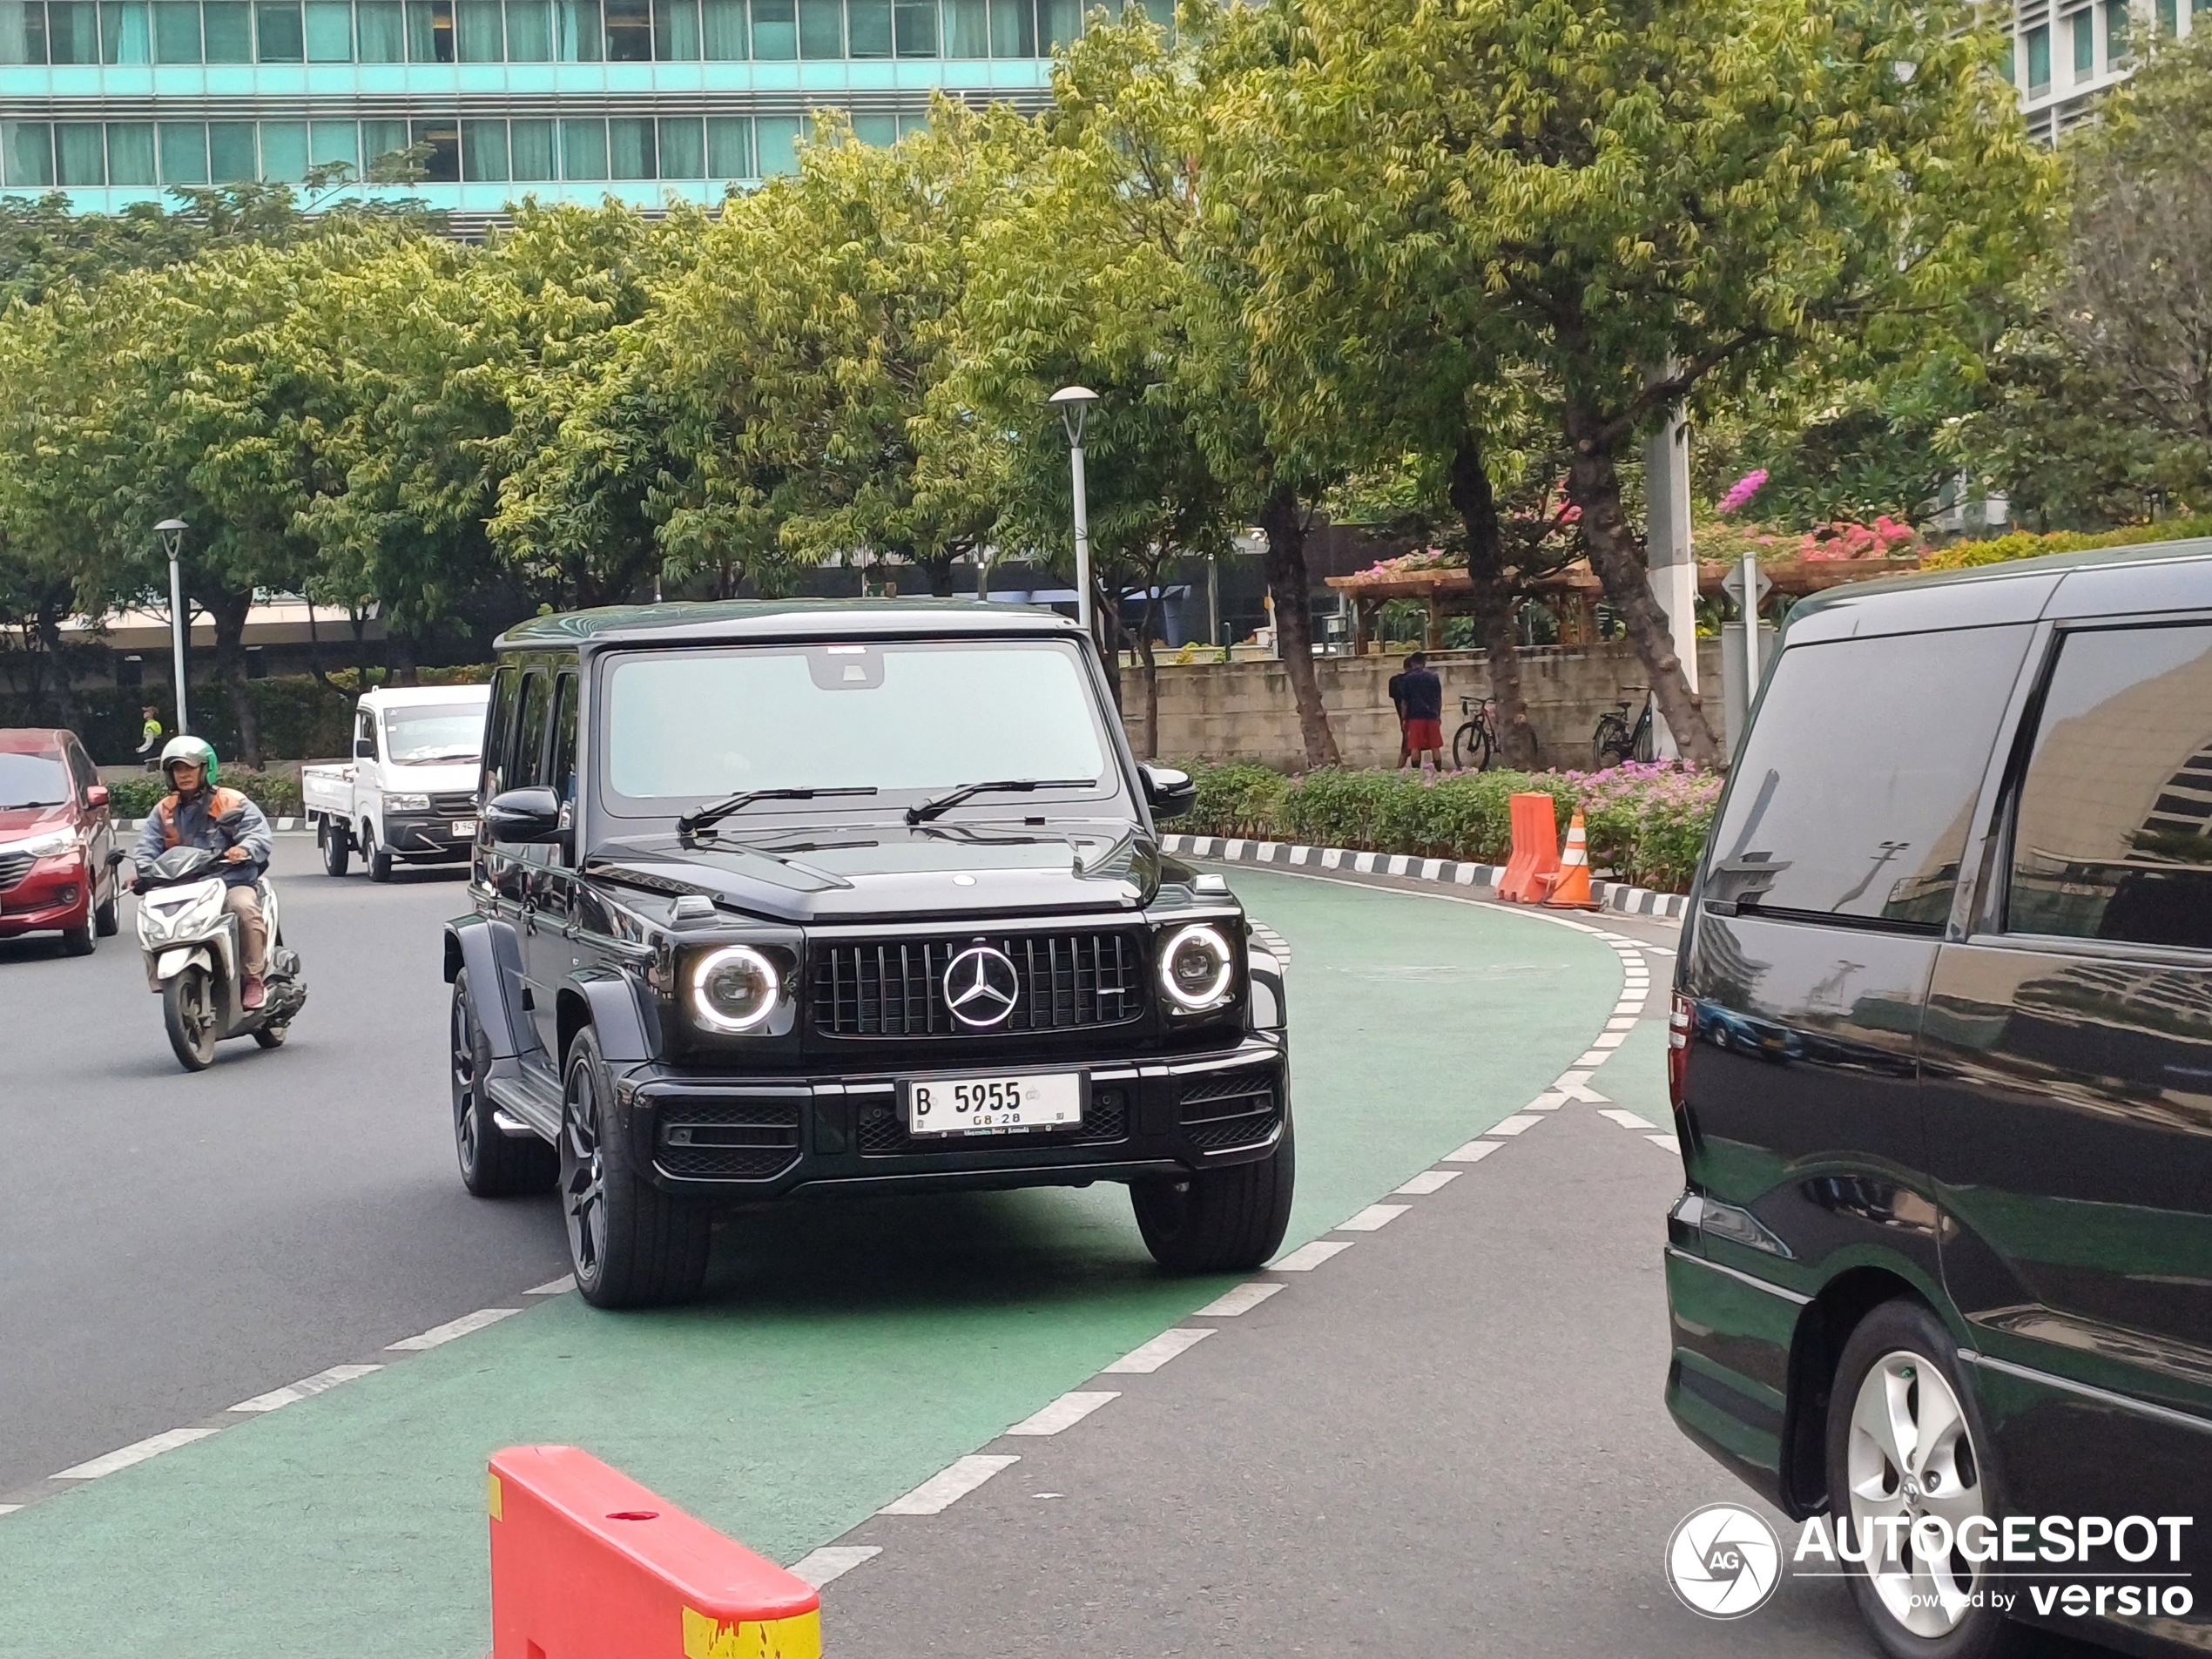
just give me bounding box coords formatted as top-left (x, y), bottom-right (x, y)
top-left (2005, 0), bottom-right (2202, 139)
top-left (0, 0), bottom-right (1088, 219)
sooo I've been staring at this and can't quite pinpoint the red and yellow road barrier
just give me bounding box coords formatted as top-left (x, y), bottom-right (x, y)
top-left (489, 1446), bottom-right (821, 1659)
top-left (1497, 792), bottom-right (1561, 903)
top-left (1544, 810), bottom-right (1598, 910)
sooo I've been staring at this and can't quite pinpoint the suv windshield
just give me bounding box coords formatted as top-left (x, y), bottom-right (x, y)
top-left (384, 704), bottom-right (485, 765)
top-left (0, 752), bottom-right (71, 809)
top-left (603, 640), bottom-right (1110, 811)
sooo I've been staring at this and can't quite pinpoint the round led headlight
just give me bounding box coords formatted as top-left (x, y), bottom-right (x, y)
top-left (1160, 923), bottom-right (1235, 1011)
top-left (689, 944), bottom-right (782, 1033)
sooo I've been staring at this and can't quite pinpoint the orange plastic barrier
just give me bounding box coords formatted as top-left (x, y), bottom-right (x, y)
top-left (1496, 792), bottom-right (1561, 903)
top-left (489, 1446), bottom-right (822, 1659)
top-left (1545, 809), bottom-right (1598, 909)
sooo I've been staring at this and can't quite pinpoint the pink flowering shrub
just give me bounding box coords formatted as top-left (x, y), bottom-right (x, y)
top-left (1175, 758), bottom-right (1723, 893)
top-left (1717, 470), bottom-right (1768, 516)
top-left (1797, 516), bottom-right (1919, 560)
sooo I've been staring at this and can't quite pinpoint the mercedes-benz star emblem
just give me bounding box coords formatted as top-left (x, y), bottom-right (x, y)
top-left (943, 945), bottom-right (1021, 1028)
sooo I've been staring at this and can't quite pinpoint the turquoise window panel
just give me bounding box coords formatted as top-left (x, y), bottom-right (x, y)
top-left (560, 114), bottom-right (605, 177)
top-left (700, 0), bottom-right (739, 55)
top-left (55, 120), bottom-right (105, 182)
top-left (652, 0), bottom-right (695, 53)
top-left (850, 109), bottom-right (892, 145)
top-left (305, 0), bottom-right (349, 52)
top-left (355, 0), bottom-right (399, 53)
top-left (603, 0), bottom-right (645, 55)
top-left (157, 118), bottom-right (205, 179)
top-left (845, 0), bottom-right (886, 54)
top-left (361, 115), bottom-right (407, 167)
top-left (2024, 21), bottom-right (2049, 91)
top-left (461, 115), bottom-right (507, 176)
top-left (796, 0), bottom-right (835, 55)
top-left (509, 115), bottom-right (555, 176)
top-left (749, 0), bottom-right (790, 53)
top-left (455, 0), bottom-right (498, 53)
top-left (202, 0), bottom-right (249, 54)
top-left (106, 118), bottom-right (156, 180)
top-left (891, 0), bottom-right (928, 53)
top-left (2156, 0), bottom-right (2175, 29)
top-left (256, 0), bottom-right (302, 54)
top-left (49, 2), bottom-right (97, 60)
top-left (406, 0), bottom-right (450, 57)
top-left (608, 112), bottom-right (652, 174)
top-left (756, 110), bottom-right (798, 172)
top-left (1035, 0), bottom-right (1069, 47)
top-left (940, 0), bottom-right (979, 52)
top-left (100, 2), bottom-right (152, 59)
top-left (704, 111), bottom-right (748, 174)
top-left (894, 108), bottom-right (924, 135)
top-left (657, 113), bottom-right (702, 174)
top-left (208, 118), bottom-right (256, 179)
top-left (986, 0), bottom-right (1027, 55)
top-left (1, 3), bottom-right (49, 64)
top-left (554, 0), bottom-right (596, 55)
top-left (309, 117), bottom-right (357, 167)
top-left (3, 121), bottom-right (55, 185)
top-left (504, 0), bottom-right (547, 55)
top-left (409, 115), bottom-right (459, 177)
top-left (259, 116), bottom-right (307, 175)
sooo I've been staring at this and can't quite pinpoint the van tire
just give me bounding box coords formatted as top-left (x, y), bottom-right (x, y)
top-left (320, 819), bottom-right (351, 878)
top-left (560, 1027), bottom-right (711, 1308)
top-left (1825, 1298), bottom-right (2019, 1659)
top-left (363, 822), bottom-right (392, 882)
top-left (1131, 1113), bottom-right (1296, 1272)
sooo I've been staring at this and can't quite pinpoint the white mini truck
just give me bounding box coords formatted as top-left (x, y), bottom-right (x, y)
top-left (301, 684), bottom-right (491, 880)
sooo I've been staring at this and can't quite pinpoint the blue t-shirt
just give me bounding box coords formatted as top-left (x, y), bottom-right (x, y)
top-left (1397, 668), bottom-right (1442, 722)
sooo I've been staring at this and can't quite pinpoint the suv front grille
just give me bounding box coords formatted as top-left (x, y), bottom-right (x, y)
top-left (0, 851), bottom-right (32, 890)
top-left (653, 1096), bottom-right (802, 1180)
top-left (813, 932), bottom-right (1145, 1038)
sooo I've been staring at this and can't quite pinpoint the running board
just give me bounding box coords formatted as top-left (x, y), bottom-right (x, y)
top-left (490, 1109), bottom-right (543, 1141)
top-left (486, 1065), bottom-right (561, 1143)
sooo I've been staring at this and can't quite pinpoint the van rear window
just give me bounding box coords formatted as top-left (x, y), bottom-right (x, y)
top-left (2008, 624), bottom-right (2212, 950)
top-left (1704, 626), bottom-right (2031, 929)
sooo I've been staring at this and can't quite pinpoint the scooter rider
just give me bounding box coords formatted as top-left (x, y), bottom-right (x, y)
top-left (134, 737), bottom-right (275, 1008)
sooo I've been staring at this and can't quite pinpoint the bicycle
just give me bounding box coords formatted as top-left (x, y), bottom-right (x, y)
top-left (1451, 696), bottom-right (1541, 772)
top-left (1591, 685), bottom-right (1655, 768)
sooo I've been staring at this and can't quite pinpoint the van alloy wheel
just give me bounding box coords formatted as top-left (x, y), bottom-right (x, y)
top-left (1845, 1350), bottom-right (1989, 1638)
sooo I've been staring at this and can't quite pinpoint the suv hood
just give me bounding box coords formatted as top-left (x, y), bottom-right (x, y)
top-left (0, 803), bottom-right (77, 843)
top-left (584, 822), bottom-right (1162, 923)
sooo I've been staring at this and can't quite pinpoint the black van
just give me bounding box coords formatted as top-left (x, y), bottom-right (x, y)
top-left (1665, 542), bottom-right (2212, 1657)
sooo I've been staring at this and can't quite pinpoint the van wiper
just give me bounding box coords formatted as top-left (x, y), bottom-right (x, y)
top-left (905, 778), bottom-right (1096, 826)
top-left (678, 786), bottom-right (877, 839)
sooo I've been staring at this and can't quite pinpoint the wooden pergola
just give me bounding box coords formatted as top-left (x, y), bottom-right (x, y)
top-left (1324, 556), bottom-right (1922, 654)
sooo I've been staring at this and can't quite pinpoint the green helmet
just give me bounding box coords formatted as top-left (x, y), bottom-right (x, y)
top-left (158, 735), bottom-right (219, 786)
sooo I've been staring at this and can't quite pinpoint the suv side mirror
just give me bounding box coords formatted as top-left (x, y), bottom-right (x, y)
top-left (1139, 765), bottom-right (1196, 820)
top-left (84, 783), bottom-right (110, 809)
top-left (486, 786), bottom-right (566, 846)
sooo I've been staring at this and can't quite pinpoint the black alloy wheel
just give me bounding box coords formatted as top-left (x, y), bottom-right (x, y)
top-left (558, 1026), bottom-right (711, 1309)
top-left (451, 969), bottom-right (555, 1197)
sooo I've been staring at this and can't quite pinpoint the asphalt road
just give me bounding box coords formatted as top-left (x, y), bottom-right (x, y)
top-left (0, 839), bottom-right (570, 1495)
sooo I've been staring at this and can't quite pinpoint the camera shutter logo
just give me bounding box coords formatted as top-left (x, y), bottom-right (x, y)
top-left (1666, 1503), bottom-right (1782, 1619)
top-left (943, 945), bottom-right (1021, 1028)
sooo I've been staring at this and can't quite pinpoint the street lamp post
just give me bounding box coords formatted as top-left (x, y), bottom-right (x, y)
top-left (1049, 386), bottom-right (1098, 636)
top-left (155, 518), bottom-right (190, 736)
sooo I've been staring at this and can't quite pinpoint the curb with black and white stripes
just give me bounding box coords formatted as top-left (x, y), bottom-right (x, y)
top-left (1160, 833), bottom-right (1689, 921)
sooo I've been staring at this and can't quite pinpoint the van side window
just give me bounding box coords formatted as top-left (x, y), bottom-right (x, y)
top-left (2007, 624), bottom-right (2212, 950)
top-left (1704, 626), bottom-right (2032, 929)
top-left (513, 671), bottom-right (553, 790)
top-left (548, 672), bottom-right (580, 808)
top-left (483, 666), bottom-right (521, 796)
top-left (355, 710), bottom-right (377, 760)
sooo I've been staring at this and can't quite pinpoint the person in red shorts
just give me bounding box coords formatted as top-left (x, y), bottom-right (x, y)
top-left (1393, 651), bottom-right (1447, 773)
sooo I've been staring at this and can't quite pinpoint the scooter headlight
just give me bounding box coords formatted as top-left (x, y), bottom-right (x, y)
top-left (142, 884), bottom-right (226, 942)
top-left (689, 944), bottom-right (784, 1034)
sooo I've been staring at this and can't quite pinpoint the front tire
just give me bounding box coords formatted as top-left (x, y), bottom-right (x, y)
top-left (320, 820), bottom-right (351, 878)
top-left (559, 1027), bottom-right (710, 1308)
top-left (364, 823), bottom-right (392, 883)
top-left (1132, 1114), bottom-right (1297, 1272)
top-left (61, 922), bottom-right (94, 956)
top-left (452, 969), bottom-right (556, 1197)
top-left (93, 889), bottom-right (119, 936)
top-left (1826, 1298), bottom-right (2015, 1659)
top-left (162, 967), bottom-right (219, 1070)
top-left (253, 1022), bottom-right (288, 1049)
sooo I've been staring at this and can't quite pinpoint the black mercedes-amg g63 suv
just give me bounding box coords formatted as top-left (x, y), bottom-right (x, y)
top-left (443, 599), bottom-right (1291, 1307)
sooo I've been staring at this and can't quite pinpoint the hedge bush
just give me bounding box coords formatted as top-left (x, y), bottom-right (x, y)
top-left (104, 768), bottom-right (304, 820)
top-left (1921, 515), bottom-right (2212, 572)
top-left (1172, 759), bottom-right (1722, 894)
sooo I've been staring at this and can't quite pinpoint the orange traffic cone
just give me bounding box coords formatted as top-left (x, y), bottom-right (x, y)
top-left (1544, 810), bottom-right (1598, 909)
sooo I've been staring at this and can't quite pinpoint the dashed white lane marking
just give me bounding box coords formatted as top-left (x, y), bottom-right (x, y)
top-left (1487, 1115), bottom-right (1542, 1137)
top-left (1600, 1109), bottom-right (1656, 1130)
top-left (386, 1307), bottom-right (522, 1352)
top-left (523, 1276), bottom-right (574, 1296)
top-left (1271, 1239), bottom-right (1354, 1271)
top-left (1441, 1140), bottom-right (1499, 1163)
top-left (879, 1454), bottom-right (1021, 1515)
top-left (789, 1545), bottom-right (882, 1588)
top-left (1524, 1090), bottom-right (1567, 1112)
top-left (1603, 1017), bottom-right (1638, 1031)
top-left (0, 1506), bottom-right (18, 1516)
top-left (1649, 1133), bottom-right (1682, 1153)
top-left (1103, 1328), bottom-right (1214, 1373)
top-left (1614, 1001), bottom-right (1645, 1015)
top-left (1006, 1391), bottom-right (1120, 1435)
top-left (1590, 1033), bottom-right (1628, 1049)
top-left (228, 1363), bottom-right (383, 1413)
top-left (51, 1427), bottom-right (219, 1481)
top-left (1193, 1281), bottom-right (1285, 1317)
top-left (1393, 1169), bottom-right (1463, 1196)
top-left (1338, 1204), bottom-right (1410, 1232)
top-left (1572, 1049), bottom-right (1612, 1067)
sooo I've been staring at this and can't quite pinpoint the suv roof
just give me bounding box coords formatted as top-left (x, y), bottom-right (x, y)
top-left (1784, 536), bottom-right (2212, 642)
top-left (496, 597), bottom-right (1078, 653)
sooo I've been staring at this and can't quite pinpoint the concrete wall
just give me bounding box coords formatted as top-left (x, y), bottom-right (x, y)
top-left (1123, 637), bottom-right (1731, 771)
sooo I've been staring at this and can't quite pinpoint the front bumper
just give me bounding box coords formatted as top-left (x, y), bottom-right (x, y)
top-left (0, 854), bottom-right (91, 936)
top-left (383, 813), bottom-right (476, 858)
top-left (608, 1032), bottom-right (1289, 1198)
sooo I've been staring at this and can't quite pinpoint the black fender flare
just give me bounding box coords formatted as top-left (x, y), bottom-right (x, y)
top-left (1246, 941), bottom-right (1287, 1034)
top-left (560, 968), bottom-right (658, 1066)
top-left (443, 914), bottom-right (529, 1061)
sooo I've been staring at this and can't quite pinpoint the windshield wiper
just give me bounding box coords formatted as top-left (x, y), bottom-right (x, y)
top-left (4, 799), bottom-right (66, 809)
top-left (905, 778), bottom-right (1096, 826)
top-left (678, 786), bottom-right (877, 839)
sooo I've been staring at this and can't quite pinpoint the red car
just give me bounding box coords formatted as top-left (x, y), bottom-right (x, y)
top-left (0, 728), bottom-right (121, 954)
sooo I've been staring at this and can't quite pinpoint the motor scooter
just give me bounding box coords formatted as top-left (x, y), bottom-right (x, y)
top-left (112, 829), bottom-right (307, 1071)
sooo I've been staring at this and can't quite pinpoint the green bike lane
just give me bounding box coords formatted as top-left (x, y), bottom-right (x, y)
top-left (0, 870), bottom-right (1622, 1658)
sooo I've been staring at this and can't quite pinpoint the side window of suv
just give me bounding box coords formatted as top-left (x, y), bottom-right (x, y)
top-left (548, 672), bottom-right (579, 809)
top-left (483, 666), bottom-right (521, 796)
top-left (2007, 623), bottom-right (2212, 950)
top-left (513, 670), bottom-right (552, 790)
top-left (1704, 625), bottom-right (2033, 929)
